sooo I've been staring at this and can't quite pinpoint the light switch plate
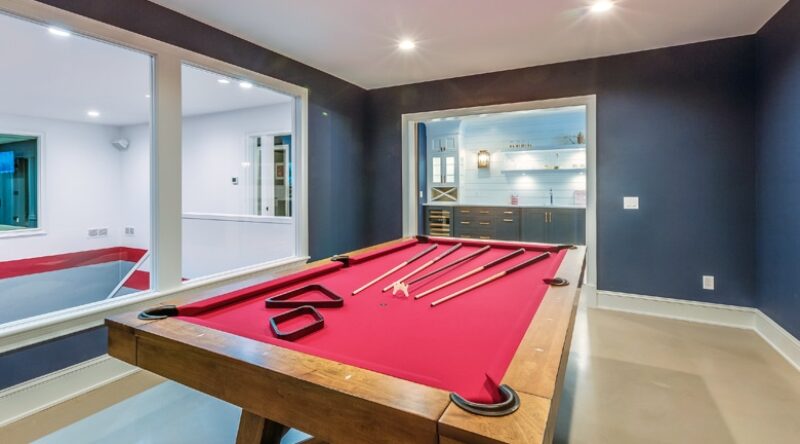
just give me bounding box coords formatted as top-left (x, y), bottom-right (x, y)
top-left (623, 196), bottom-right (639, 210)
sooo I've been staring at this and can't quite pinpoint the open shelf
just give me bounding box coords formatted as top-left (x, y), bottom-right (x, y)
top-left (502, 144), bottom-right (586, 153)
top-left (501, 167), bottom-right (586, 173)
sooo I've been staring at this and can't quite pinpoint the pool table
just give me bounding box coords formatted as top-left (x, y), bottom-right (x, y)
top-left (106, 237), bottom-right (585, 443)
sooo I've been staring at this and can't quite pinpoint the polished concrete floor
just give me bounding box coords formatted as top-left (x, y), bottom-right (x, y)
top-left (3, 307), bottom-right (799, 443)
top-left (554, 309), bottom-right (800, 444)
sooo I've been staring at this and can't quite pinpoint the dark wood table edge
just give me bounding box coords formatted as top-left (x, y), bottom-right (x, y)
top-left (436, 245), bottom-right (586, 444)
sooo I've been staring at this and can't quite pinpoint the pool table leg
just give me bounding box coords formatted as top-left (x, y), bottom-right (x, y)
top-left (235, 409), bottom-right (289, 444)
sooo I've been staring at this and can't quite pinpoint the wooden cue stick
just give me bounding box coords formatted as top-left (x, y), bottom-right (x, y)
top-left (406, 245), bottom-right (492, 287)
top-left (352, 244), bottom-right (438, 295)
top-left (414, 248), bottom-right (526, 300)
top-left (431, 252), bottom-right (551, 307)
top-left (381, 243), bottom-right (463, 292)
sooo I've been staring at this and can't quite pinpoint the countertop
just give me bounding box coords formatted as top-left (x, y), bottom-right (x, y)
top-left (423, 203), bottom-right (586, 209)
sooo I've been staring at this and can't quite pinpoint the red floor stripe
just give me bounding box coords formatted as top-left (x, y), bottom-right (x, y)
top-left (0, 247), bottom-right (148, 280)
top-left (123, 270), bottom-right (150, 291)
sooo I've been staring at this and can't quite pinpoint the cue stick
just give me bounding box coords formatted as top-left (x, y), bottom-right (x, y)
top-left (414, 248), bottom-right (526, 300)
top-left (405, 245), bottom-right (492, 287)
top-left (351, 244), bottom-right (438, 295)
top-left (430, 252), bottom-right (552, 307)
top-left (382, 243), bottom-right (463, 293)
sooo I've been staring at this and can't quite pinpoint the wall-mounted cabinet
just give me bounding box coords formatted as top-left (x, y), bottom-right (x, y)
top-left (430, 135), bottom-right (458, 188)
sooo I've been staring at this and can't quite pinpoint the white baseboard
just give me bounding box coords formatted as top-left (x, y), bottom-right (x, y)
top-left (0, 355), bottom-right (138, 427)
top-left (753, 310), bottom-right (800, 372)
top-left (595, 290), bottom-right (800, 372)
top-left (580, 283), bottom-right (598, 308)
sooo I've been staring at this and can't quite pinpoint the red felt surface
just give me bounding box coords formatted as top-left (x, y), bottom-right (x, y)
top-left (177, 239), bottom-right (566, 403)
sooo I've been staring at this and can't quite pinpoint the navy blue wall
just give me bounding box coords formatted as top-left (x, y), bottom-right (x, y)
top-left (0, 327), bottom-right (106, 389)
top-left (756, 0), bottom-right (800, 337)
top-left (35, 0), bottom-right (370, 261)
top-left (367, 37), bottom-right (758, 307)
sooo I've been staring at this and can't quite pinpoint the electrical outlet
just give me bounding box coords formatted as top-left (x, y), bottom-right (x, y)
top-left (623, 196), bottom-right (639, 210)
top-left (125, 226), bottom-right (135, 236)
top-left (98, 228), bottom-right (108, 237)
top-left (703, 275), bottom-right (715, 291)
top-left (88, 228), bottom-right (99, 237)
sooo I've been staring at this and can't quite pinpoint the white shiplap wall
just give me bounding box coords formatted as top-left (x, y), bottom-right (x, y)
top-left (426, 107), bottom-right (587, 207)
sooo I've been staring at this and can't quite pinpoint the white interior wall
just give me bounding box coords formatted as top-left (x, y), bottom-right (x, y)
top-left (1, 103), bottom-right (294, 280)
top-left (118, 103), bottom-right (295, 279)
top-left (426, 109), bottom-right (588, 207)
top-left (117, 123), bottom-right (151, 252)
top-left (182, 104), bottom-right (292, 215)
top-left (0, 113), bottom-right (125, 262)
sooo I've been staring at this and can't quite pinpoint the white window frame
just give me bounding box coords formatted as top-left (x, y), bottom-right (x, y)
top-left (401, 96), bottom-right (598, 299)
top-left (0, 129), bottom-right (45, 239)
top-left (0, 0), bottom-right (310, 352)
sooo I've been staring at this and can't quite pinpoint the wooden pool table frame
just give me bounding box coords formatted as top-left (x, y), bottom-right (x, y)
top-left (106, 237), bottom-right (586, 444)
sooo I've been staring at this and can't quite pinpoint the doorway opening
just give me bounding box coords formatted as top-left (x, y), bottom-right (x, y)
top-left (247, 133), bottom-right (293, 217)
top-left (401, 96), bottom-right (597, 294)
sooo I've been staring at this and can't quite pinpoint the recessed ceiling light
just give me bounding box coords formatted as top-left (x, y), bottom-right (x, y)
top-left (87, 110), bottom-right (100, 118)
top-left (48, 27), bottom-right (71, 37)
top-left (217, 78), bottom-right (231, 84)
top-left (590, 1), bottom-right (614, 13)
top-left (239, 81), bottom-right (253, 89)
top-left (145, 94), bottom-right (151, 98)
top-left (398, 39), bottom-right (416, 51)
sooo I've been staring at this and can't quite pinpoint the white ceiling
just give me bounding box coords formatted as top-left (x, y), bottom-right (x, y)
top-left (150, 0), bottom-right (787, 89)
top-left (0, 12), bottom-right (290, 127)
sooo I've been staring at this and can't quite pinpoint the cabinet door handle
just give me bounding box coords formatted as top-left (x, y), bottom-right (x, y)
top-left (460, 210), bottom-right (470, 214)
top-left (504, 211), bottom-right (514, 215)
top-left (479, 210), bottom-right (490, 214)
top-left (460, 221), bottom-right (471, 225)
top-left (503, 219), bottom-right (514, 222)
top-left (479, 222), bottom-right (490, 226)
